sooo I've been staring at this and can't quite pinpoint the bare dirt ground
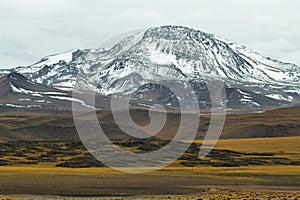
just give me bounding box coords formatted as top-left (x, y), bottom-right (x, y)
top-left (0, 166), bottom-right (299, 198)
top-left (2, 191), bottom-right (300, 200)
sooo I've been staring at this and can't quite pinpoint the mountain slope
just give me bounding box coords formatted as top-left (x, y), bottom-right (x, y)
top-left (0, 72), bottom-right (74, 111)
top-left (0, 72), bottom-right (164, 112)
top-left (0, 106), bottom-right (299, 141)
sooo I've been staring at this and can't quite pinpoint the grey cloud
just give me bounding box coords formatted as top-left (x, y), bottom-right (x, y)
top-left (0, 0), bottom-right (300, 68)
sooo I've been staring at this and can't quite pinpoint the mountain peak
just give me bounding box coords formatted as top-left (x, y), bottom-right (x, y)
top-left (33, 49), bottom-right (80, 67)
top-left (144, 25), bottom-right (213, 40)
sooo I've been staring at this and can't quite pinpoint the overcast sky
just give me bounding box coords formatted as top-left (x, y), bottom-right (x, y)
top-left (0, 0), bottom-right (300, 69)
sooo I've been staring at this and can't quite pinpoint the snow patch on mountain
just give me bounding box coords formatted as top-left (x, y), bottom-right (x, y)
top-left (34, 49), bottom-right (78, 67)
top-left (48, 95), bottom-right (96, 109)
top-left (0, 103), bottom-right (42, 108)
top-left (266, 94), bottom-right (294, 102)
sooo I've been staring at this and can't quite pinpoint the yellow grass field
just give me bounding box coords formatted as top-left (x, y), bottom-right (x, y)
top-left (192, 136), bottom-right (300, 159)
top-left (0, 137), bottom-right (299, 198)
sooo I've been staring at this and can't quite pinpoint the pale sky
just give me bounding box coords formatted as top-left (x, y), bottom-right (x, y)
top-left (1, 0), bottom-right (300, 69)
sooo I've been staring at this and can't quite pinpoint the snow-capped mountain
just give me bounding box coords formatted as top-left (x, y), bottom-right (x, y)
top-left (2, 25), bottom-right (300, 110)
